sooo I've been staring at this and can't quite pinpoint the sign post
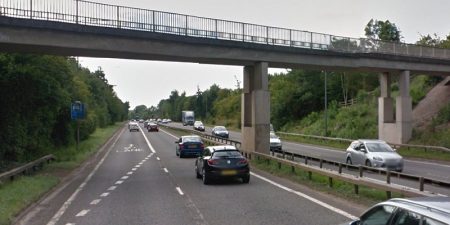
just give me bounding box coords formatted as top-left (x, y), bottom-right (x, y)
top-left (71, 101), bottom-right (86, 150)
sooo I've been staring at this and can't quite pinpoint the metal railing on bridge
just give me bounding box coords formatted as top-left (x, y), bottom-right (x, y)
top-left (1, 0), bottom-right (449, 60)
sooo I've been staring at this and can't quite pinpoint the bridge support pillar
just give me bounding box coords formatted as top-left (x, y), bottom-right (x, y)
top-left (241, 62), bottom-right (270, 154)
top-left (378, 71), bottom-right (412, 144)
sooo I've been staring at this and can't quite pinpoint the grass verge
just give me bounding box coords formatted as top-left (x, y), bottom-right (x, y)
top-left (0, 122), bottom-right (123, 225)
top-left (251, 157), bottom-right (403, 207)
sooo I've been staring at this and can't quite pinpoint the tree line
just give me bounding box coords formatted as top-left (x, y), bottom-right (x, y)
top-left (0, 53), bottom-right (129, 168)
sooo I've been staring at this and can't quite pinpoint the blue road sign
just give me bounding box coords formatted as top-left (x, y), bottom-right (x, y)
top-left (71, 101), bottom-right (86, 120)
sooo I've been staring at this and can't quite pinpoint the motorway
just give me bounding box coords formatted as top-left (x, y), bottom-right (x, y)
top-left (17, 124), bottom-right (365, 225)
top-left (166, 123), bottom-right (450, 196)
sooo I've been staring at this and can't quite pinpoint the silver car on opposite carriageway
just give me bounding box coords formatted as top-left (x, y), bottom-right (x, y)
top-left (345, 139), bottom-right (404, 172)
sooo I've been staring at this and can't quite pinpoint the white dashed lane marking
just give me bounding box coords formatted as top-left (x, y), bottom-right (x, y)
top-left (90, 199), bottom-right (101, 205)
top-left (156, 157), bottom-right (160, 161)
top-left (131, 168), bottom-right (137, 171)
top-left (75, 209), bottom-right (90, 217)
top-left (115, 180), bottom-right (124, 185)
top-left (176, 187), bottom-right (184, 196)
top-left (127, 172), bottom-right (133, 175)
top-left (107, 186), bottom-right (117, 191)
top-left (121, 176), bottom-right (129, 180)
top-left (100, 192), bottom-right (110, 197)
top-left (163, 168), bottom-right (169, 173)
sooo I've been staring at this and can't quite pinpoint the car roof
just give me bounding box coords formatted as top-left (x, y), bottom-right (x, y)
top-left (208, 145), bottom-right (237, 152)
top-left (377, 197), bottom-right (450, 223)
top-left (214, 126), bottom-right (226, 129)
top-left (181, 135), bottom-right (200, 139)
top-left (357, 139), bottom-right (387, 143)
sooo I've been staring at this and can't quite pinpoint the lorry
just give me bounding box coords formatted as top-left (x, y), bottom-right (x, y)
top-left (182, 111), bottom-right (195, 126)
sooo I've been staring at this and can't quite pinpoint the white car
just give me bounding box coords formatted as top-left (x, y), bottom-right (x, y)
top-left (128, 122), bottom-right (139, 132)
top-left (345, 139), bottom-right (404, 172)
top-left (270, 132), bottom-right (282, 152)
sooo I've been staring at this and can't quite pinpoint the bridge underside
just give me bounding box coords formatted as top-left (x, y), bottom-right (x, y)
top-left (1, 17), bottom-right (450, 146)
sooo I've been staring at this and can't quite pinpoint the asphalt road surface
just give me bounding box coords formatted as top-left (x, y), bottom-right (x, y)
top-left (167, 122), bottom-right (450, 196)
top-left (18, 124), bottom-right (364, 225)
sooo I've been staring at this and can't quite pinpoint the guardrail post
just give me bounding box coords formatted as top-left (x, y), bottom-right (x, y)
top-left (338, 163), bottom-right (342, 174)
top-left (76, 0), bottom-right (79, 24)
top-left (30, 0), bottom-right (33, 19)
top-left (328, 177), bottom-right (333, 188)
top-left (117, 6), bottom-right (120, 28)
top-left (354, 185), bottom-right (359, 195)
top-left (419, 177), bottom-right (424, 191)
top-left (304, 157), bottom-right (308, 165)
top-left (386, 171), bottom-right (391, 199)
top-left (289, 29), bottom-right (292, 47)
top-left (310, 32), bottom-right (313, 49)
top-left (242, 23), bottom-right (245, 42)
top-left (185, 15), bottom-right (188, 35)
top-left (359, 166), bottom-right (363, 177)
top-left (277, 162), bottom-right (281, 169)
top-left (291, 165), bottom-right (295, 173)
top-left (319, 159), bottom-right (323, 168)
top-left (308, 171), bottom-right (312, 180)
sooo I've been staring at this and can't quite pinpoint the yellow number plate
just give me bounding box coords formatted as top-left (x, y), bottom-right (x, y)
top-left (221, 170), bottom-right (237, 176)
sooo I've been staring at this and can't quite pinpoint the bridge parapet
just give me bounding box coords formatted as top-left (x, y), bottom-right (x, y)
top-left (1, 0), bottom-right (449, 60)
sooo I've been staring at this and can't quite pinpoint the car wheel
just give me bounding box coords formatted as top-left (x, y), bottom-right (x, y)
top-left (195, 165), bottom-right (201, 179)
top-left (365, 160), bottom-right (372, 167)
top-left (176, 150), bottom-right (179, 156)
top-left (202, 169), bottom-right (210, 185)
top-left (179, 152), bottom-right (184, 158)
top-left (346, 157), bottom-right (352, 165)
top-left (242, 175), bottom-right (250, 184)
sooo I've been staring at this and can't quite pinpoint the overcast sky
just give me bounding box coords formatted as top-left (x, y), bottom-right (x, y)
top-left (78, 0), bottom-right (450, 108)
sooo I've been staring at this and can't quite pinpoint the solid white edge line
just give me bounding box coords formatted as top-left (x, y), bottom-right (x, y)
top-left (159, 128), bottom-right (179, 140)
top-left (139, 127), bottom-right (156, 153)
top-left (250, 172), bottom-right (357, 220)
top-left (75, 209), bottom-right (90, 217)
top-left (176, 187), bottom-right (184, 196)
top-left (90, 199), bottom-right (101, 205)
top-left (46, 128), bottom-right (124, 225)
top-left (163, 168), bottom-right (169, 173)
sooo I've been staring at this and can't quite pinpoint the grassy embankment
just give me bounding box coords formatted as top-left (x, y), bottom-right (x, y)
top-left (161, 126), bottom-right (400, 207)
top-left (0, 123), bottom-right (123, 225)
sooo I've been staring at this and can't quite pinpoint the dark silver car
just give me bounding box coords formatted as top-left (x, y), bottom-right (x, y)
top-left (345, 197), bottom-right (450, 225)
top-left (212, 126), bottom-right (229, 139)
top-left (345, 139), bottom-right (404, 172)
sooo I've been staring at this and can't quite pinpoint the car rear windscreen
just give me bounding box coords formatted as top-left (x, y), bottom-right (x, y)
top-left (213, 150), bottom-right (241, 158)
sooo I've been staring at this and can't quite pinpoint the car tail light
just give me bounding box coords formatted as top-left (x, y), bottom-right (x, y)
top-left (237, 159), bottom-right (248, 165)
top-left (179, 144), bottom-right (184, 150)
top-left (200, 143), bottom-right (204, 149)
top-left (207, 159), bottom-right (219, 166)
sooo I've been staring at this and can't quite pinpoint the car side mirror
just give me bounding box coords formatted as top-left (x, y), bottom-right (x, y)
top-left (361, 148), bottom-right (367, 153)
top-left (175, 141), bottom-right (179, 144)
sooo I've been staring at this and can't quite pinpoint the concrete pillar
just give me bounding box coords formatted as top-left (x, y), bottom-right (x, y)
top-left (378, 71), bottom-right (412, 144)
top-left (396, 71), bottom-right (412, 143)
top-left (241, 62), bottom-right (270, 154)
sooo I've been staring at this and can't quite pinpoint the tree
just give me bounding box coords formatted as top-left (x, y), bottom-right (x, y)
top-left (364, 19), bottom-right (402, 42)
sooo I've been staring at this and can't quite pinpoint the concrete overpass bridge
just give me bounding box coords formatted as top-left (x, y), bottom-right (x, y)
top-left (1, 0), bottom-right (450, 152)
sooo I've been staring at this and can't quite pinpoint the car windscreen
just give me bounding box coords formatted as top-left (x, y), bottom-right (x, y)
top-left (270, 133), bottom-right (278, 138)
top-left (213, 150), bottom-right (241, 158)
top-left (195, 122), bottom-right (203, 126)
top-left (182, 137), bottom-right (201, 143)
top-left (215, 127), bottom-right (226, 131)
top-left (366, 142), bottom-right (394, 152)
